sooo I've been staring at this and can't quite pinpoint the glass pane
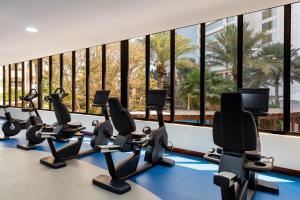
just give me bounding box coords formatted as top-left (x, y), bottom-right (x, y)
top-left (129, 37), bottom-right (146, 119)
top-left (17, 63), bottom-right (22, 107)
top-left (175, 25), bottom-right (200, 123)
top-left (31, 60), bottom-right (39, 107)
top-left (106, 42), bottom-right (120, 97)
top-left (0, 66), bottom-right (3, 104)
top-left (63, 52), bottom-right (73, 110)
top-left (4, 66), bottom-right (9, 105)
top-left (150, 31), bottom-right (171, 121)
top-left (291, 3), bottom-right (300, 133)
top-left (24, 61), bottom-right (30, 96)
top-left (52, 55), bottom-right (60, 92)
top-left (75, 49), bottom-right (86, 113)
top-left (42, 58), bottom-right (50, 109)
top-left (11, 65), bottom-right (15, 106)
top-left (89, 46), bottom-right (102, 114)
top-left (205, 17), bottom-right (237, 124)
top-left (243, 7), bottom-right (284, 131)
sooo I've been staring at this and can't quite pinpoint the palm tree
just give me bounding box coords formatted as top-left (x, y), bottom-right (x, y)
top-left (179, 69), bottom-right (236, 110)
top-left (244, 43), bottom-right (300, 107)
top-left (150, 32), bottom-right (197, 86)
top-left (207, 23), bottom-right (265, 81)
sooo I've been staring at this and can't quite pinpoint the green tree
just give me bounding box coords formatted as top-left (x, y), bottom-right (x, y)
top-left (207, 23), bottom-right (264, 81)
top-left (150, 32), bottom-right (197, 87)
top-left (244, 43), bottom-right (300, 107)
top-left (179, 69), bottom-right (236, 110)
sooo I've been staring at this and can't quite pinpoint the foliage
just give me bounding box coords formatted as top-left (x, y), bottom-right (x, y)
top-left (207, 23), bottom-right (264, 80)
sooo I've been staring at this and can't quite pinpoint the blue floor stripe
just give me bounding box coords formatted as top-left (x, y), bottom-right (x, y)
top-left (1, 126), bottom-right (300, 199)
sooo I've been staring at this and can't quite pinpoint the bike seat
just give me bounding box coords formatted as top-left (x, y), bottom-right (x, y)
top-left (0, 105), bottom-right (9, 109)
top-left (67, 122), bottom-right (83, 129)
top-left (21, 108), bottom-right (37, 112)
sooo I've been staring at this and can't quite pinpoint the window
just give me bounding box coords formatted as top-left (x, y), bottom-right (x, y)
top-left (52, 55), bottom-right (60, 92)
top-left (205, 17), bottom-right (237, 124)
top-left (291, 3), bottom-right (300, 133)
top-left (150, 31), bottom-right (171, 120)
top-left (89, 46), bottom-right (102, 114)
top-left (75, 49), bottom-right (86, 113)
top-left (175, 25), bottom-right (200, 123)
top-left (0, 66), bottom-right (3, 104)
top-left (16, 63), bottom-right (22, 107)
top-left (31, 60), bottom-right (38, 90)
top-left (5, 65), bottom-right (9, 105)
top-left (42, 57), bottom-right (50, 109)
top-left (63, 52), bottom-right (73, 110)
top-left (243, 7), bottom-right (284, 131)
top-left (129, 37), bottom-right (146, 118)
top-left (24, 61), bottom-right (30, 95)
top-left (31, 60), bottom-right (39, 106)
top-left (11, 64), bottom-right (15, 106)
top-left (106, 42), bottom-right (120, 97)
top-left (262, 21), bottom-right (273, 32)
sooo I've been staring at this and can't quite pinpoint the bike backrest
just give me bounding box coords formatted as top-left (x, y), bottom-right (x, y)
top-left (51, 93), bottom-right (71, 124)
top-left (108, 97), bottom-right (136, 135)
top-left (213, 92), bottom-right (257, 152)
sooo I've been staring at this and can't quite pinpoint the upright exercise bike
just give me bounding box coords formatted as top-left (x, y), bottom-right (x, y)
top-left (38, 90), bottom-right (113, 169)
top-left (16, 88), bottom-right (69, 150)
top-left (0, 89), bottom-right (41, 141)
top-left (93, 90), bottom-right (175, 194)
top-left (204, 92), bottom-right (277, 200)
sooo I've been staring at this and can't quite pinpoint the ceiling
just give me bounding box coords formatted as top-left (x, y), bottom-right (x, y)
top-left (0, 0), bottom-right (298, 65)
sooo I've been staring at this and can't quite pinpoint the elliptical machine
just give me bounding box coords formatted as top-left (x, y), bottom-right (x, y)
top-left (16, 88), bottom-right (69, 150)
top-left (93, 90), bottom-right (175, 194)
top-left (0, 89), bottom-right (40, 141)
top-left (38, 90), bottom-right (113, 169)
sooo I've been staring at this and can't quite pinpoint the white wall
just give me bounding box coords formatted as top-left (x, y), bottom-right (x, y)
top-left (1, 108), bottom-right (300, 171)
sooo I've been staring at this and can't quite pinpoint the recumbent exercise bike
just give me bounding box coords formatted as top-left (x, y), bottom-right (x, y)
top-left (38, 90), bottom-right (113, 169)
top-left (92, 90), bottom-right (175, 194)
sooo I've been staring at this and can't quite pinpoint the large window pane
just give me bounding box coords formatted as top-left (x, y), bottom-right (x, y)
top-left (175, 25), bottom-right (200, 123)
top-left (0, 66), bottom-right (3, 104)
top-left (24, 61), bottom-right (30, 94)
top-left (5, 65), bottom-right (9, 105)
top-left (243, 7), bottom-right (284, 131)
top-left (89, 46), bottom-right (102, 114)
top-left (291, 3), bottom-right (300, 133)
top-left (42, 58), bottom-right (50, 109)
top-left (11, 65), bottom-right (15, 106)
top-left (150, 31), bottom-right (171, 120)
top-left (63, 52), bottom-right (73, 110)
top-left (205, 17), bottom-right (237, 124)
top-left (31, 60), bottom-right (39, 107)
top-left (129, 37), bottom-right (146, 119)
top-left (52, 55), bottom-right (60, 91)
top-left (16, 63), bottom-right (22, 107)
top-left (75, 49), bottom-right (86, 113)
top-left (106, 42), bottom-right (120, 97)
top-left (32, 60), bottom-right (38, 90)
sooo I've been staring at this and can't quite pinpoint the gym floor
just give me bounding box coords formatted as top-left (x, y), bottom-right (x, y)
top-left (0, 120), bottom-right (299, 200)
